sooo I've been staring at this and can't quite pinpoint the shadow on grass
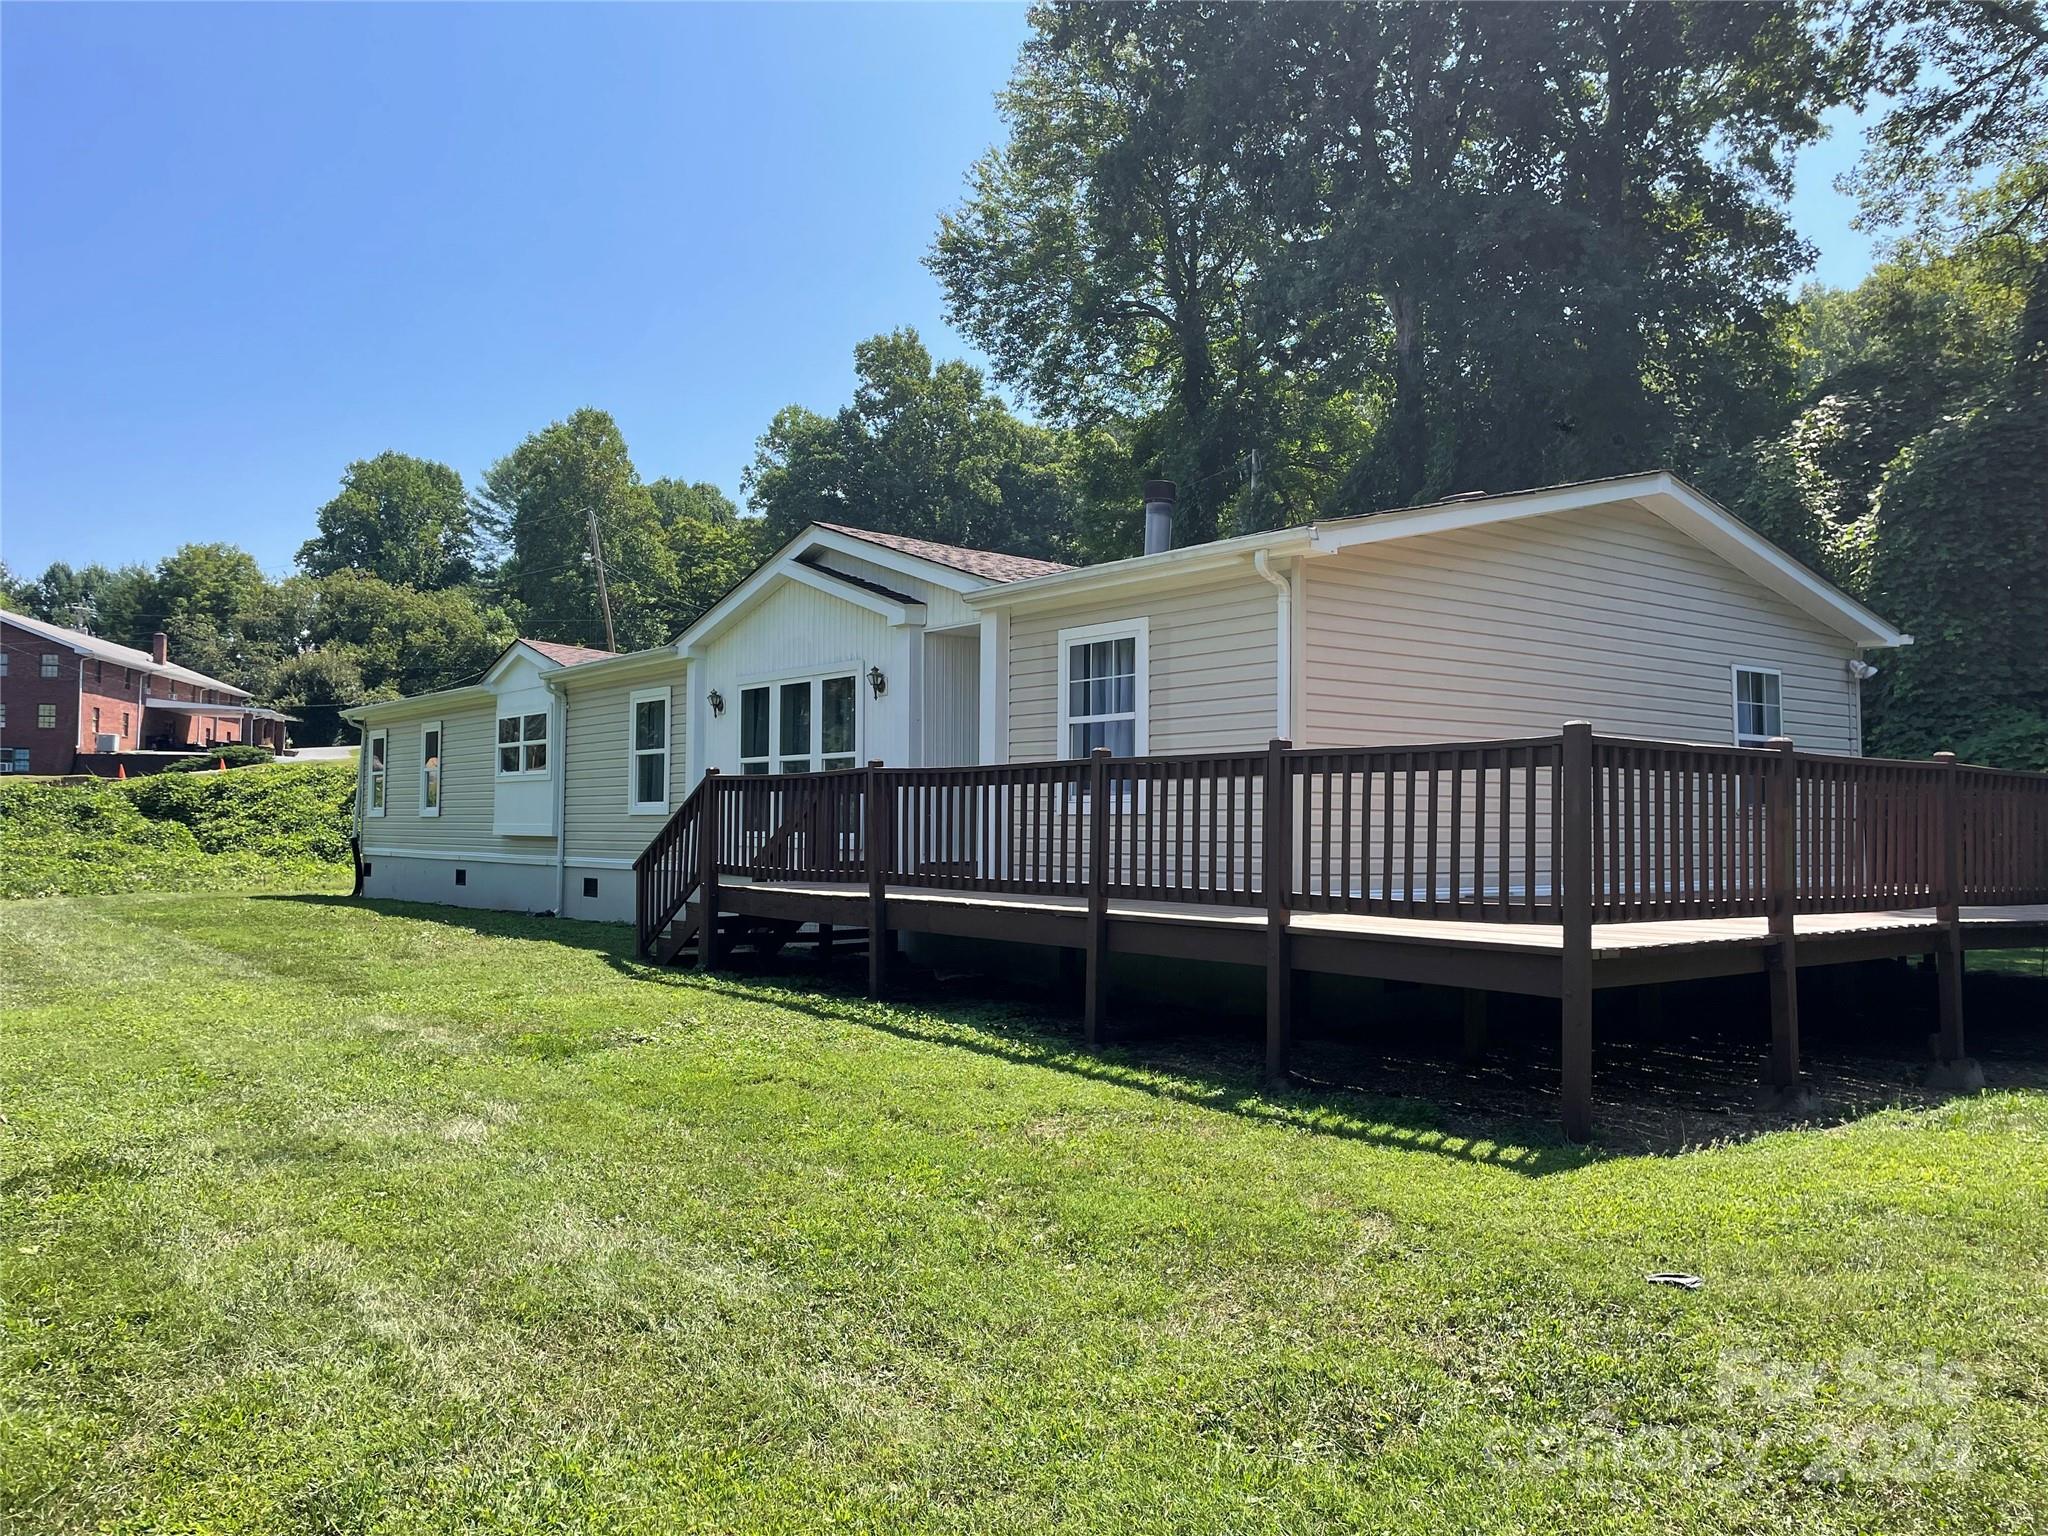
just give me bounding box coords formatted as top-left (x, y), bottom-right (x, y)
top-left (262, 894), bottom-right (2048, 1172)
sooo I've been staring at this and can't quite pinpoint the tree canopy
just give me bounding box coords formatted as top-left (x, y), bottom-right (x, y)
top-left (297, 451), bottom-right (479, 588)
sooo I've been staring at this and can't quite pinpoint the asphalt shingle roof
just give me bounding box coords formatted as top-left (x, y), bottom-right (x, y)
top-left (815, 523), bottom-right (1073, 584)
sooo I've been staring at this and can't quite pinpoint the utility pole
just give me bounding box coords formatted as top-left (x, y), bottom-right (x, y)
top-left (584, 506), bottom-right (617, 651)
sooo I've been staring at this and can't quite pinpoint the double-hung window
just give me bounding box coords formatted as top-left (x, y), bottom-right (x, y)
top-left (365, 730), bottom-right (388, 816)
top-left (1732, 666), bottom-right (1783, 747)
top-left (629, 689), bottom-right (670, 812)
top-left (40, 653), bottom-right (59, 679)
top-left (738, 672), bottom-right (859, 775)
top-left (1058, 620), bottom-right (1147, 759)
top-left (497, 711), bottom-right (548, 775)
top-left (419, 721), bottom-right (442, 816)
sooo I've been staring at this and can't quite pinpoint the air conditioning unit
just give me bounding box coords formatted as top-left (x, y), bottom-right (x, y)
top-left (95, 733), bottom-right (120, 753)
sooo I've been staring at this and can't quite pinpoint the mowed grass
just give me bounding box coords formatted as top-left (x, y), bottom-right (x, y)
top-left (3, 894), bottom-right (2046, 1533)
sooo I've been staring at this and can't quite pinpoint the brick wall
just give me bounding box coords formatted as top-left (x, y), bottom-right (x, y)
top-left (0, 622), bottom-right (152, 773)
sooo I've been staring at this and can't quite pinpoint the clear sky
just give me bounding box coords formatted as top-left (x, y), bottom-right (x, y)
top-left (2, 2), bottom-right (1879, 579)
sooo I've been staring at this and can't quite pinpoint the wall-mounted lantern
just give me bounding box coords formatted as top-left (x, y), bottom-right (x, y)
top-left (867, 666), bottom-right (887, 698)
top-left (708, 689), bottom-right (725, 717)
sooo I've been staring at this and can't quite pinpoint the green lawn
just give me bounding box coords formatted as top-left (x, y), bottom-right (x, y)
top-left (4, 893), bottom-right (2045, 1533)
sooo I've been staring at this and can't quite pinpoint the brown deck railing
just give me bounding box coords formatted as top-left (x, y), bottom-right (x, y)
top-left (631, 728), bottom-right (2048, 952)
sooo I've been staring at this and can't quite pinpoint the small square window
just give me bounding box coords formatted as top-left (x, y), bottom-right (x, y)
top-left (454, 868), bottom-right (467, 887)
top-left (583, 876), bottom-right (599, 899)
top-left (1733, 667), bottom-right (1783, 747)
top-left (361, 861), bottom-right (373, 879)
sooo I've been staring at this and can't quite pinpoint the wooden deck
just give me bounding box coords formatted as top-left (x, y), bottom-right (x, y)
top-left (724, 878), bottom-right (2048, 996)
top-left (635, 725), bottom-right (2048, 1138)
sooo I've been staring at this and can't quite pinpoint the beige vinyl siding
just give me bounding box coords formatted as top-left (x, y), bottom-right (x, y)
top-left (359, 698), bottom-right (544, 855)
top-left (1007, 571), bottom-right (1278, 762)
top-left (560, 667), bottom-right (689, 862)
top-left (1302, 501), bottom-right (1862, 753)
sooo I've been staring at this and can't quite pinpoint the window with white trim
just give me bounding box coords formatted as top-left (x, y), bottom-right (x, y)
top-left (365, 730), bottom-right (387, 816)
top-left (1733, 667), bottom-right (1783, 747)
top-left (738, 672), bottom-right (858, 775)
top-left (419, 721), bottom-right (442, 816)
top-left (497, 710), bottom-right (548, 775)
top-left (629, 688), bottom-right (670, 812)
top-left (40, 653), bottom-right (59, 678)
top-left (1058, 620), bottom-right (1147, 759)
top-left (37, 703), bottom-right (57, 729)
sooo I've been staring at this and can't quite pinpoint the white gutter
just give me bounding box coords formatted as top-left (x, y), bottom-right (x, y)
top-left (1251, 549), bottom-right (1293, 742)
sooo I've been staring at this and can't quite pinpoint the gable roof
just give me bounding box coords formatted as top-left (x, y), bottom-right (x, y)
top-left (963, 470), bottom-right (1910, 651)
top-left (0, 608), bottom-right (255, 698)
top-left (814, 523), bottom-right (1073, 584)
top-left (520, 638), bottom-right (617, 668)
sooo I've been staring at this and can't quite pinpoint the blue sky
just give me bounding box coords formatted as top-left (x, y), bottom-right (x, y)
top-left (3, 3), bottom-right (1878, 579)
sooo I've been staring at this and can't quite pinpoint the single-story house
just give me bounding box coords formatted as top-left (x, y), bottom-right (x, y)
top-left (343, 469), bottom-right (1909, 924)
top-left (0, 612), bottom-right (294, 775)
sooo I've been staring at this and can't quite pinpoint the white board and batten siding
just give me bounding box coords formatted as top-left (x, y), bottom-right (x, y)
top-left (1301, 501), bottom-right (1863, 754)
top-left (1005, 571), bottom-right (1279, 762)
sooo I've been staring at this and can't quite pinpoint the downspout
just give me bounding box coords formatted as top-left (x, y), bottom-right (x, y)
top-left (549, 680), bottom-right (570, 916)
top-left (1252, 549), bottom-right (1293, 741)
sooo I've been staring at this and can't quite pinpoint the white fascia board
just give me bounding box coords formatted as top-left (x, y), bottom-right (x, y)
top-left (341, 684), bottom-right (493, 725)
top-left (964, 527), bottom-right (1316, 610)
top-left (480, 640), bottom-right (567, 688)
top-left (802, 527), bottom-right (992, 596)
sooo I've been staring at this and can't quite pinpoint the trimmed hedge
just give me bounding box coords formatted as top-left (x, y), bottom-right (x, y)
top-left (0, 762), bottom-right (357, 899)
top-left (162, 743), bottom-right (279, 772)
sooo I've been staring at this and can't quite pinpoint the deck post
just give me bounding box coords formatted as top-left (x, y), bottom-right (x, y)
top-left (866, 760), bottom-right (889, 1000)
top-left (697, 770), bottom-right (721, 973)
top-left (1084, 747), bottom-right (1111, 1047)
top-left (1264, 738), bottom-right (1294, 1088)
top-left (1559, 721), bottom-right (1594, 1140)
top-left (1460, 989), bottom-right (1488, 1069)
top-left (1764, 737), bottom-right (1802, 1091)
top-left (1928, 750), bottom-right (1977, 1083)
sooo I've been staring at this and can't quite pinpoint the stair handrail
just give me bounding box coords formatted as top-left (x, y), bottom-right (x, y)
top-left (632, 775), bottom-right (711, 957)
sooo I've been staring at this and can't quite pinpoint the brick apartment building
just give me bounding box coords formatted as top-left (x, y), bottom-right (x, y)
top-left (0, 610), bottom-right (291, 775)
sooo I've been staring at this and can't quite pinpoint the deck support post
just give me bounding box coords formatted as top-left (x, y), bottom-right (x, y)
top-left (815, 923), bottom-right (834, 963)
top-left (1084, 747), bottom-right (1111, 1047)
top-left (1264, 738), bottom-right (1294, 1088)
top-left (1559, 721), bottom-right (1594, 1140)
top-left (1927, 751), bottom-right (1981, 1087)
top-left (697, 770), bottom-right (721, 973)
top-left (866, 760), bottom-right (889, 1000)
top-left (1460, 989), bottom-right (1488, 1069)
top-left (1764, 738), bottom-right (1802, 1092)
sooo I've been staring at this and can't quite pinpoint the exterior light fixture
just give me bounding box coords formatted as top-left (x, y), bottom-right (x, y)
top-left (708, 689), bottom-right (725, 716)
top-left (867, 666), bottom-right (887, 698)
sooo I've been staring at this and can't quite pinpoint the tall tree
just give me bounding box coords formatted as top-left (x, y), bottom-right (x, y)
top-left (931, 3), bottom-right (1306, 543)
top-left (474, 409), bottom-right (678, 652)
top-left (297, 452), bottom-right (479, 588)
top-left (648, 477), bottom-right (769, 626)
top-left (745, 329), bottom-right (1084, 557)
top-left (153, 543), bottom-right (267, 634)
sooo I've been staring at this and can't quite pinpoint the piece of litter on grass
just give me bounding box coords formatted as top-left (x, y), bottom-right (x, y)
top-left (1645, 1272), bottom-right (1703, 1290)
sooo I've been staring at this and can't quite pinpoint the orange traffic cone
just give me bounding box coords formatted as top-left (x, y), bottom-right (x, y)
top-left (217, 757), bottom-right (227, 772)
top-left (116, 763), bottom-right (128, 780)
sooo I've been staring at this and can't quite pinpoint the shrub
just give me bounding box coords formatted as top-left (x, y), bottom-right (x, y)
top-left (0, 763), bottom-right (357, 899)
top-left (162, 743), bottom-right (278, 772)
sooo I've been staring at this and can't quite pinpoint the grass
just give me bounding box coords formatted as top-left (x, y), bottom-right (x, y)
top-left (4, 892), bottom-right (2046, 1533)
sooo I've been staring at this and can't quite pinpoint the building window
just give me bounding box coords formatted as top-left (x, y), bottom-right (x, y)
top-left (583, 876), bottom-right (599, 899)
top-left (420, 721), bottom-right (442, 817)
top-left (497, 711), bottom-right (548, 775)
top-left (629, 688), bottom-right (670, 813)
top-left (92, 707), bottom-right (102, 736)
top-left (40, 653), bottom-right (59, 679)
top-left (1058, 619), bottom-right (1148, 759)
top-left (739, 672), bottom-right (857, 775)
top-left (1733, 666), bottom-right (1783, 747)
top-left (122, 712), bottom-right (130, 736)
top-left (0, 703), bottom-right (7, 728)
top-left (0, 651), bottom-right (8, 676)
top-left (38, 703), bottom-right (58, 729)
top-left (365, 730), bottom-right (387, 816)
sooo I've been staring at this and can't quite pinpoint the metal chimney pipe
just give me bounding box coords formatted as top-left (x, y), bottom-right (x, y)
top-left (1143, 480), bottom-right (1176, 557)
